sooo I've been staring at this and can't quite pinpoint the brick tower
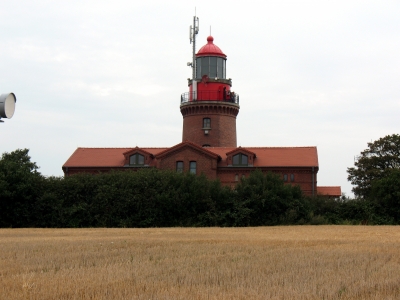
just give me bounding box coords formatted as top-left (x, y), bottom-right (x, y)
top-left (181, 18), bottom-right (239, 147)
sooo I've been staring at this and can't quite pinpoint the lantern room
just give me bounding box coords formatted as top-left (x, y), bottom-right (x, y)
top-left (195, 36), bottom-right (226, 79)
top-left (181, 36), bottom-right (239, 104)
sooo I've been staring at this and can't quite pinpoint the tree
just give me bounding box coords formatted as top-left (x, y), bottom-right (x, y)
top-left (370, 169), bottom-right (400, 223)
top-left (0, 149), bottom-right (44, 227)
top-left (233, 169), bottom-right (308, 226)
top-left (347, 134), bottom-right (400, 199)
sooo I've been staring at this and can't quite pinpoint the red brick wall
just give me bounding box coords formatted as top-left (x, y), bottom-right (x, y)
top-left (158, 147), bottom-right (218, 179)
top-left (216, 167), bottom-right (318, 196)
top-left (181, 102), bottom-right (239, 147)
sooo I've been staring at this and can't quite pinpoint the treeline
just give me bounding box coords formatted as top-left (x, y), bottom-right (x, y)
top-left (0, 149), bottom-right (398, 228)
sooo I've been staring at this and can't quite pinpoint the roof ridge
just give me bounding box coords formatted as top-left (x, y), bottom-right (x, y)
top-left (77, 147), bottom-right (169, 149)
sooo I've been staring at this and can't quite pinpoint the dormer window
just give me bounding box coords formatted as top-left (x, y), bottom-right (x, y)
top-left (232, 153), bottom-right (248, 166)
top-left (129, 153), bottom-right (144, 166)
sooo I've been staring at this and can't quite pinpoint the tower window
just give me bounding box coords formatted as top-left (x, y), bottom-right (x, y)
top-left (232, 153), bottom-right (248, 166)
top-left (129, 153), bottom-right (144, 166)
top-left (203, 118), bottom-right (211, 128)
top-left (189, 161), bottom-right (197, 174)
top-left (176, 161), bottom-right (183, 173)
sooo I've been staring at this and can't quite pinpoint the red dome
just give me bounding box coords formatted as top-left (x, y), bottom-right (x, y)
top-left (196, 36), bottom-right (226, 58)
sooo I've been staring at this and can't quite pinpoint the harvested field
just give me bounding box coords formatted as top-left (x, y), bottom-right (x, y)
top-left (0, 226), bottom-right (399, 299)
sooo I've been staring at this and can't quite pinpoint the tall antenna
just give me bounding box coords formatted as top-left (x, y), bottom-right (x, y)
top-left (189, 12), bottom-right (199, 80)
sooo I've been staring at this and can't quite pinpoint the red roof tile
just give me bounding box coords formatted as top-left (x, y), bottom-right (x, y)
top-left (63, 147), bottom-right (168, 167)
top-left (317, 186), bottom-right (342, 197)
top-left (63, 146), bottom-right (318, 168)
top-left (207, 147), bottom-right (319, 167)
top-left (155, 141), bottom-right (220, 159)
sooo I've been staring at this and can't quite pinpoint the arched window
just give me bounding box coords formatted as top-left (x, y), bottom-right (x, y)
top-left (232, 153), bottom-right (248, 166)
top-left (129, 153), bottom-right (144, 166)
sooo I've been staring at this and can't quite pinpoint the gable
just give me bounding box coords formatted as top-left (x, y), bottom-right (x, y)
top-left (155, 141), bottom-right (220, 160)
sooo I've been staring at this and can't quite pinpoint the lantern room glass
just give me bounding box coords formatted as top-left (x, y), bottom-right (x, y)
top-left (196, 57), bottom-right (226, 79)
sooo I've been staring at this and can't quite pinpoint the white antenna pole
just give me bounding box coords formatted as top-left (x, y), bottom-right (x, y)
top-left (189, 12), bottom-right (199, 80)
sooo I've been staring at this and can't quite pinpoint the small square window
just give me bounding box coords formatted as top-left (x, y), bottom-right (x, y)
top-left (176, 161), bottom-right (183, 173)
top-left (203, 118), bottom-right (211, 129)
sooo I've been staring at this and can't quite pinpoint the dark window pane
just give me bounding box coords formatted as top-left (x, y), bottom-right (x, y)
top-left (189, 161), bottom-right (196, 174)
top-left (176, 161), bottom-right (183, 173)
top-left (284, 174), bottom-right (288, 182)
top-left (217, 58), bottom-right (224, 78)
top-left (241, 155), bottom-right (248, 165)
top-left (201, 57), bottom-right (209, 77)
top-left (209, 57), bottom-right (217, 78)
top-left (290, 174), bottom-right (294, 182)
top-left (233, 154), bottom-right (240, 165)
top-left (138, 154), bottom-right (144, 165)
top-left (129, 155), bottom-right (135, 165)
top-left (203, 118), bottom-right (211, 128)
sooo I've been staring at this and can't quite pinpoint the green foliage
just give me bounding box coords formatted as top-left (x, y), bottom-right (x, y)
top-left (0, 149), bottom-right (44, 227)
top-left (232, 170), bottom-right (309, 226)
top-left (370, 169), bottom-right (400, 223)
top-left (2, 146), bottom-right (399, 227)
top-left (347, 134), bottom-right (400, 199)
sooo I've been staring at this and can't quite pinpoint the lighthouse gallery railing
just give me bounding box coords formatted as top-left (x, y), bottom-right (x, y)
top-left (180, 91), bottom-right (239, 104)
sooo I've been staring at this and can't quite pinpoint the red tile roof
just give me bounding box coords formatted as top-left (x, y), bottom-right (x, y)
top-left (155, 141), bottom-right (220, 159)
top-left (317, 186), bottom-right (342, 197)
top-left (63, 145), bottom-right (318, 168)
top-left (207, 147), bottom-right (318, 167)
top-left (63, 147), bottom-right (168, 167)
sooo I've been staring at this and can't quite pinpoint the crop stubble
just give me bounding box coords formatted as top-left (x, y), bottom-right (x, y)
top-left (0, 226), bottom-right (399, 299)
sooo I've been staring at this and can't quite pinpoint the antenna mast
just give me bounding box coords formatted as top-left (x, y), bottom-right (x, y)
top-left (189, 13), bottom-right (199, 80)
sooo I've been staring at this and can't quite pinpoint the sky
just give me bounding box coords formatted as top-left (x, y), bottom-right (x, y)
top-left (1, 0), bottom-right (399, 197)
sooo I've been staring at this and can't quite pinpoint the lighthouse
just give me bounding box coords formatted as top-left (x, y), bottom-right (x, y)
top-left (180, 17), bottom-right (239, 147)
top-left (63, 15), bottom-right (341, 198)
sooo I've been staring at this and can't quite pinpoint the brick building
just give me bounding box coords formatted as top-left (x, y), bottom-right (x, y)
top-left (63, 32), bottom-right (341, 197)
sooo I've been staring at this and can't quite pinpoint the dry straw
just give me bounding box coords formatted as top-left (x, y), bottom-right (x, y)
top-left (0, 226), bottom-right (399, 299)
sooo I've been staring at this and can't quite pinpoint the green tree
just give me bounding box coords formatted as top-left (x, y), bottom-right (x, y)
top-left (370, 169), bottom-right (400, 223)
top-left (347, 134), bottom-right (400, 199)
top-left (0, 149), bottom-right (44, 227)
top-left (233, 170), bottom-right (308, 226)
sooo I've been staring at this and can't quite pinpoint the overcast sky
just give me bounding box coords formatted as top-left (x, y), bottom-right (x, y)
top-left (1, 0), bottom-right (399, 197)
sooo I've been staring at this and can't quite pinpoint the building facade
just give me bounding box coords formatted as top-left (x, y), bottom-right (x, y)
top-left (63, 34), bottom-right (341, 197)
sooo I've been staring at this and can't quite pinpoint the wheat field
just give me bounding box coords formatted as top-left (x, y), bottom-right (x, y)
top-left (0, 226), bottom-right (399, 299)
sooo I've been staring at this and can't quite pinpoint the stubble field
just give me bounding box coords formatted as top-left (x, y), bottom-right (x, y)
top-left (0, 226), bottom-right (399, 299)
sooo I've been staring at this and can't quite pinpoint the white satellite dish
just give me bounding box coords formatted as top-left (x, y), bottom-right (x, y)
top-left (0, 93), bottom-right (16, 119)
